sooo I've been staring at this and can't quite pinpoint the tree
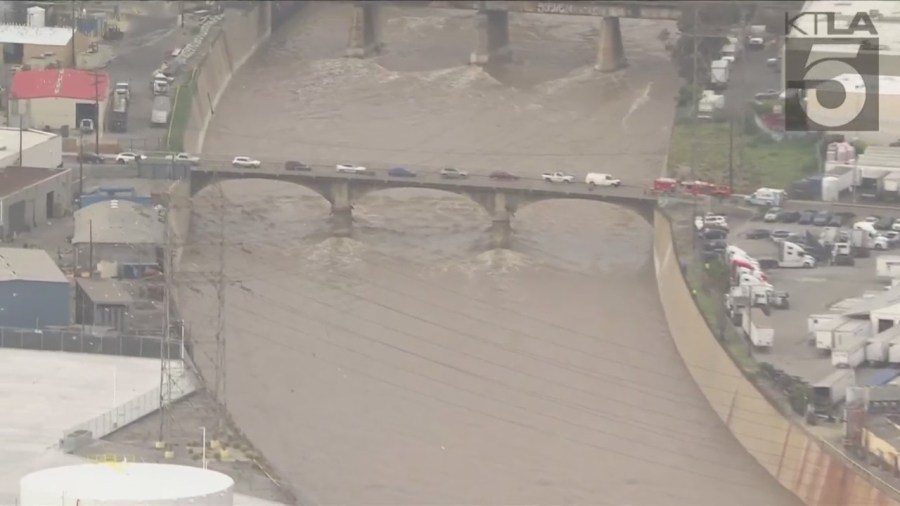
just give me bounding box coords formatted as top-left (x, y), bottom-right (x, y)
top-left (669, 3), bottom-right (745, 84)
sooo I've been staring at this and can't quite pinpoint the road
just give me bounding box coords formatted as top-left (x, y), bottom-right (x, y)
top-left (177, 3), bottom-right (803, 505)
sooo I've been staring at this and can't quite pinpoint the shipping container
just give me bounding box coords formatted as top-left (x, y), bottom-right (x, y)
top-left (832, 335), bottom-right (868, 368)
top-left (811, 369), bottom-right (854, 414)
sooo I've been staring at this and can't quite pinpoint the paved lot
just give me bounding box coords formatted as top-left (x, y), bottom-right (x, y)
top-left (718, 201), bottom-right (900, 385)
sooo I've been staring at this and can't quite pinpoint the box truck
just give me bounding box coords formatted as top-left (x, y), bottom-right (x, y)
top-left (816, 318), bottom-right (847, 351)
top-left (742, 306), bottom-right (773, 348)
top-left (810, 369), bottom-right (855, 415)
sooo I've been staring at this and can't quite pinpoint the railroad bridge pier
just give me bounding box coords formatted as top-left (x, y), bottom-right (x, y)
top-left (342, 1), bottom-right (684, 72)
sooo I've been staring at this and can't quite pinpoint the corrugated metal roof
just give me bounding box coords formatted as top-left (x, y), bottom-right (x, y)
top-left (0, 247), bottom-right (67, 283)
top-left (0, 24), bottom-right (72, 46)
top-left (843, 286), bottom-right (900, 317)
top-left (11, 69), bottom-right (110, 101)
top-left (72, 200), bottom-right (164, 245)
top-left (76, 278), bottom-right (133, 305)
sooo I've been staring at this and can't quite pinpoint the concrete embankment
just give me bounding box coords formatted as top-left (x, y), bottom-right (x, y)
top-left (168, 3), bottom-right (273, 267)
top-left (653, 209), bottom-right (900, 506)
top-left (182, 4), bottom-right (272, 154)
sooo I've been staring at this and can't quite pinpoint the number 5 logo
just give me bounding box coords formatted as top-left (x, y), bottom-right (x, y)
top-left (803, 44), bottom-right (868, 128)
top-left (785, 37), bottom-right (879, 132)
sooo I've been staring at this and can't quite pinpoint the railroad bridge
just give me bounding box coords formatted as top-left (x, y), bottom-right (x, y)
top-left (189, 166), bottom-right (657, 248)
top-left (346, 1), bottom-right (683, 72)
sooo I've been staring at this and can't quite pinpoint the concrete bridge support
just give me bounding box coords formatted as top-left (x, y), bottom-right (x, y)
top-left (596, 17), bottom-right (627, 72)
top-left (487, 192), bottom-right (515, 249)
top-left (330, 181), bottom-right (353, 236)
top-left (347, 3), bottom-right (381, 58)
top-left (470, 10), bottom-right (511, 66)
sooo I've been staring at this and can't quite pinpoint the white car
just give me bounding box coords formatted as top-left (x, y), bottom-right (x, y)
top-left (232, 156), bottom-right (261, 168)
top-left (336, 164), bottom-right (368, 174)
top-left (115, 152), bottom-right (146, 163)
top-left (763, 207), bottom-right (781, 222)
top-left (704, 215), bottom-right (729, 229)
top-left (164, 152), bottom-right (200, 164)
top-left (542, 171), bottom-right (575, 183)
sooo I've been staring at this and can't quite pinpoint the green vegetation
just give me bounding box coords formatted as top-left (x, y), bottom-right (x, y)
top-left (668, 121), bottom-right (819, 193)
top-left (166, 74), bottom-right (197, 153)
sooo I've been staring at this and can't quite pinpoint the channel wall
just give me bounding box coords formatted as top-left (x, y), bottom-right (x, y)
top-left (653, 209), bottom-right (900, 506)
top-left (169, 2), bottom-right (273, 268)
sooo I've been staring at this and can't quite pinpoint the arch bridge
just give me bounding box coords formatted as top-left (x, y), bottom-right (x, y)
top-left (189, 166), bottom-right (657, 248)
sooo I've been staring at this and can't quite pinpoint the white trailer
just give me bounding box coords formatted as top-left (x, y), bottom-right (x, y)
top-left (832, 335), bottom-right (868, 368)
top-left (811, 369), bottom-right (855, 414)
top-left (808, 313), bottom-right (840, 334)
top-left (877, 255), bottom-right (900, 279)
top-left (884, 172), bottom-right (900, 201)
top-left (866, 328), bottom-right (900, 363)
top-left (832, 319), bottom-right (871, 348)
top-left (742, 306), bottom-right (773, 348)
top-left (816, 318), bottom-right (846, 350)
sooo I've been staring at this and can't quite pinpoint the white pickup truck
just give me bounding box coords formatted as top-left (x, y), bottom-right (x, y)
top-left (585, 173), bottom-right (621, 187)
top-left (542, 171), bottom-right (575, 183)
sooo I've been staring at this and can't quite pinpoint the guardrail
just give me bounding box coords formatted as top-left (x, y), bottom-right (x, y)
top-left (60, 370), bottom-right (197, 442)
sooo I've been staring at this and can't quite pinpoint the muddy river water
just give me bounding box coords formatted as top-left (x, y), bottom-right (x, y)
top-left (177, 4), bottom-right (802, 505)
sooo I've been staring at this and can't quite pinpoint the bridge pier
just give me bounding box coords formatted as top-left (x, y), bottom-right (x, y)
top-left (487, 191), bottom-right (515, 249)
top-left (470, 10), bottom-right (511, 66)
top-left (330, 180), bottom-right (353, 236)
top-left (347, 3), bottom-right (382, 58)
top-left (596, 17), bottom-right (627, 72)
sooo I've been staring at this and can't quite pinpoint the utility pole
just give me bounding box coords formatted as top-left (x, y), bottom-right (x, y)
top-left (17, 114), bottom-right (22, 166)
top-left (728, 118), bottom-right (734, 190)
top-left (78, 129), bottom-right (84, 204)
top-left (213, 176), bottom-right (228, 436)
top-left (70, 0), bottom-right (77, 69)
top-left (93, 69), bottom-right (101, 153)
top-left (690, 6), bottom-right (699, 218)
top-left (159, 221), bottom-right (174, 445)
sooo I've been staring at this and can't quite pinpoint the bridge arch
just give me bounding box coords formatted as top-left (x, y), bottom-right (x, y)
top-left (190, 172), bottom-right (335, 206)
top-left (513, 195), bottom-right (655, 226)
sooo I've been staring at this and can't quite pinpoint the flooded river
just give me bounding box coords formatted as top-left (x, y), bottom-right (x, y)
top-left (177, 4), bottom-right (802, 505)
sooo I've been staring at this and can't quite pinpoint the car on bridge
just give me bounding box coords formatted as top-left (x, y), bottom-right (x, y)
top-left (115, 152), bottom-right (147, 164)
top-left (489, 170), bottom-right (519, 181)
top-left (284, 160), bottom-right (311, 171)
top-left (388, 167), bottom-right (416, 178)
top-left (440, 167), bottom-right (468, 179)
top-left (336, 164), bottom-right (373, 175)
top-left (78, 152), bottom-right (105, 164)
top-left (542, 171), bottom-right (575, 183)
top-left (232, 156), bottom-right (261, 168)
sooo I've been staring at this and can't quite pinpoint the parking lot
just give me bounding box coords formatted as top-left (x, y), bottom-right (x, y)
top-left (716, 205), bottom-right (893, 384)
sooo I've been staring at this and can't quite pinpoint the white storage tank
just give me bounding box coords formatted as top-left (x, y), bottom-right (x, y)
top-left (19, 463), bottom-right (234, 505)
top-left (26, 6), bottom-right (45, 28)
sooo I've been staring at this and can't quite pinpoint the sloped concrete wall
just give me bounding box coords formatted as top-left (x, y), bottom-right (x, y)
top-left (653, 209), bottom-right (900, 506)
top-left (183, 3), bottom-right (272, 154)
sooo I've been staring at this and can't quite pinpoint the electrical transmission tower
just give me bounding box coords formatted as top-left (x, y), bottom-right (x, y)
top-left (212, 171), bottom-right (229, 436)
top-left (158, 212), bottom-right (177, 448)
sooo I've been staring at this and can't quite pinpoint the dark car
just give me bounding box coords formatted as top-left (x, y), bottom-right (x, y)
top-left (78, 152), bottom-right (104, 164)
top-left (703, 239), bottom-right (728, 252)
top-left (876, 216), bottom-right (896, 231)
top-left (489, 170), bottom-right (519, 181)
top-left (798, 210), bottom-right (817, 225)
top-left (388, 167), bottom-right (416, 178)
top-left (829, 212), bottom-right (854, 227)
top-left (771, 229), bottom-right (792, 240)
top-left (702, 228), bottom-right (728, 240)
top-left (778, 210), bottom-right (801, 223)
top-left (284, 160), bottom-right (311, 171)
top-left (284, 160), bottom-right (312, 172)
top-left (812, 210), bottom-right (832, 226)
top-left (745, 228), bottom-right (771, 239)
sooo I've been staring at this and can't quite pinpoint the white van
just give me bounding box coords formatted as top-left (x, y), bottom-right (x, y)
top-left (744, 188), bottom-right (785, 206)
top-left (585, 173), bottom-right (621, 187)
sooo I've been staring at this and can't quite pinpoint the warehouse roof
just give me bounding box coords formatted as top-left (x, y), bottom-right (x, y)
top-left (76, 278), bottom-right (133, 306)
top-left (72, 200), bottom-right (164, 245)
top-left (11, 69), bottom-right (110, 101)
top-left (0, 166), bottom-right (67, 199)
top-left (0, 247), bottom-right (67, 283)
top-left (0, 24), bottom-right (73, 46)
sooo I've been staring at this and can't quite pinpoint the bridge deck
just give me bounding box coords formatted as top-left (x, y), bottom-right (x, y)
top-left (379, 1), bottom-right (683, 19)
top-left (190, 166), bottom-right (657, 206)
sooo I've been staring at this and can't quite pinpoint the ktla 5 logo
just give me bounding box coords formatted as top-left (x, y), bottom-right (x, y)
top-left (784, 12), bottom-right (880, 132)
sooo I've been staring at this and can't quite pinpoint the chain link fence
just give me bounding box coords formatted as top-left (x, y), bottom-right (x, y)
top-left (61, 372), bottom-right (196, 442)
top-left (0, 327), bottom-right (184, 359)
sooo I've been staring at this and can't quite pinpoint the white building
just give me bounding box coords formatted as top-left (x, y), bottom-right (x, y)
top-left (0, 166), bottom-right (72, 239)
top-left (72, 199), bottom-right (164, 272)
top-left (0, 127), bottom-right (61, 169)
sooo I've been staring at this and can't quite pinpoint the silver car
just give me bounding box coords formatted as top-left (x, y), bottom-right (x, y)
top-left (440, 167), bottom-right (468, 179)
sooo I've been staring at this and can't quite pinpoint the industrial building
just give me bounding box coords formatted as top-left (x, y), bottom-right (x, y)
top-left (0, 7), bottom-right (93, 68)
top-left (9, 68), bottom-right (109, 132)
top-left (0, 246), bottom-right (69, 329)
top-left (0, 166), bottom-right (72, 239)
top-left (0, 126), bottom-right (61, 169)
top-left (74, 277), bottom-right (133, 333)
top-left (72, 199), bottom-right (164, 273)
